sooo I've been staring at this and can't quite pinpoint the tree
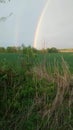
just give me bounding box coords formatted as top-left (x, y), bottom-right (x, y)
top-left (48, 47), bottom-right (59, 53)
top-left (0, 0), bottom-right (10, 3)
top-left (0, 0), bottom-right (12, 22)
top-left (0, 47), bottom-right (6, 52)
top-left (6, 46), bottom-right (17, 53)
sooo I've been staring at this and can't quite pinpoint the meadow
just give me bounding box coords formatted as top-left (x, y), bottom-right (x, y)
top-left (0, 52), bottom-right (73, 72)
top-left (0, 50), bottom-right (73, 130)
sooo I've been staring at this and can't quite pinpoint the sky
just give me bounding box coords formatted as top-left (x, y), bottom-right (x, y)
top-left (0, 0), bottom-right (73, 49)
top-left (0, 0), bottom-right (46, 47)
top-left (34, 0), bottom-right (73, 49)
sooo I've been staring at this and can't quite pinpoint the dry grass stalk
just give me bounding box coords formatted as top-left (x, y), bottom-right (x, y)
top-left (36, 58), bottom-right (73, 129)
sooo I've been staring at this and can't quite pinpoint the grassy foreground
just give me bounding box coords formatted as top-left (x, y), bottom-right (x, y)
top-left (0, 52), bottom-right (73, 130)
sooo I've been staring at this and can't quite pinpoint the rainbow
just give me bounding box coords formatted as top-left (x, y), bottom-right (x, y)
top-left (33, 0), bottom-right (51, 49)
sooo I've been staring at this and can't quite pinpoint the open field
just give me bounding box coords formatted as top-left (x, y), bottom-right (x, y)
top-left (0, 52), bottom-right (73, 72)
top-left (0, 52), bottom-right (73, 130)
top-left (59, 48), bottom-right (73, 52)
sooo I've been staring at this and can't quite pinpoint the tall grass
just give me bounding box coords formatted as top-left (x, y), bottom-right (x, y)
top-left (0, 54), bottom-right (73, 130)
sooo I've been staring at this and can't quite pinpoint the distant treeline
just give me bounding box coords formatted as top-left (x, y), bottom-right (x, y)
top-left (0, 46), bottom-right (59, 53)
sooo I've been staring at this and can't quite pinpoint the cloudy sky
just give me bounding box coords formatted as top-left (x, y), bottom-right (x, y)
top-left (34, 0), bottom-right (73, 49)
top-left (0, 0), bottom-right (46, 47)
top-left (0, 0), bottom-right (73, 49)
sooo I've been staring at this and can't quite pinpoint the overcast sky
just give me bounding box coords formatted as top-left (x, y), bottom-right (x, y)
top-left (34, 0), bottom-right (73, 49)
top-left (0, 0), bottom-right (73, 49)
top-left (0, 0), bottom-right (46, 47)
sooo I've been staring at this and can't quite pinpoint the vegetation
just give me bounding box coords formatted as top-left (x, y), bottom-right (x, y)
top-left (47, 47), bottom-right (59, 53)
top-left (0, 46), bottom-right (59, 53)
top-left (0, 46), bottom-right (73, 130)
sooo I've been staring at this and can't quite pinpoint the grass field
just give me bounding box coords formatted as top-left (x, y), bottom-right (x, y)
top-left (0, 52), bottom-right (73, 130)
top-left (0, 52), bottom-right (73, 72)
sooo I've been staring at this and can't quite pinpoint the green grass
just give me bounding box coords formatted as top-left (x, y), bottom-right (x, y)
top-left (0, 52), bottom-right (73, 72)
top-left (0, 52), bottom-right (73, 130)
